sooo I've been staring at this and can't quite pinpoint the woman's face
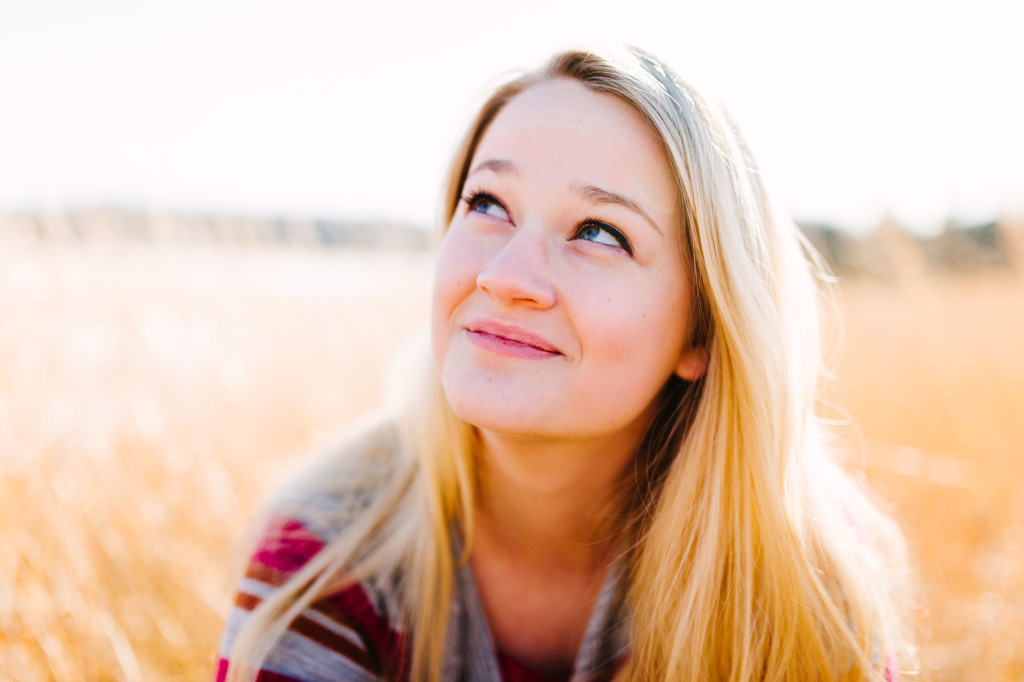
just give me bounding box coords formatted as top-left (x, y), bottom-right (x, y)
top-left (431, 78), bottom-right (705, 446)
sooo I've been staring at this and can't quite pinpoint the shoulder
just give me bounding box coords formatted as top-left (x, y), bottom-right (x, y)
top-left (814, 457), bottom-right (914, 678)
top-left (217, 514), bottom-right (409, 681)
top-left (217, 418), bottom-right (412, 681)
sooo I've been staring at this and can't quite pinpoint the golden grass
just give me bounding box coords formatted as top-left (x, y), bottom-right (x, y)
top-left (1, 241), bottom-right (1020, 680)
top-left (828, 271), bottom-right (1024, 680)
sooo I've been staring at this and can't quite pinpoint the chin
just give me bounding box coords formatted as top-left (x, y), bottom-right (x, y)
top-left (444, 391), bottom-right (540, 437)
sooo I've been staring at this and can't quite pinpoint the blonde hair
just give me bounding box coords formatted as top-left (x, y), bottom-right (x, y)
top-left (226, 47), bottom-right (913, 681)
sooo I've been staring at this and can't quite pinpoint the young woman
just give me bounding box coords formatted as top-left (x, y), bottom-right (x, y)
top-left (217, 47), bottom-right (913, 681)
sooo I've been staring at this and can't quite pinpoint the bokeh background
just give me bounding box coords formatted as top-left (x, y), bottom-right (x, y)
top-left (2, 1), bottom-right (1022, 680)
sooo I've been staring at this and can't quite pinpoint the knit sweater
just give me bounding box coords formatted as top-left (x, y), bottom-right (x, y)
top-left (216, 517), bottom-right (630, 682)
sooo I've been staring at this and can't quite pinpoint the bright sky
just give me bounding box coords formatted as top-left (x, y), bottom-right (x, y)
top-left (1, 0), bottom-right (1021, 233)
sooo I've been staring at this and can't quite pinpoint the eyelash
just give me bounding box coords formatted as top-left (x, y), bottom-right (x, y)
top-left (460, 190), bottom-right (633, 256)
top-left (574, 218), bottom-right (633, 255)
top-left (461, 190), bottom-right (507, 217)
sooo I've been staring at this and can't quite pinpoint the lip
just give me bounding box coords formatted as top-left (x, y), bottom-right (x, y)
top-left (465, 319), bottom-right (563, 359)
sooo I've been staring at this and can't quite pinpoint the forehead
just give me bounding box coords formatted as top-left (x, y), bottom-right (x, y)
top-left (477, 79), bottom-right (659, 159)
top-left (470, 79), bottom-right (678, 217)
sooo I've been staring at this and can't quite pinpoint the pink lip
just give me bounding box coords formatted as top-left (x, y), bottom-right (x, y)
top-left (465, 320), bottom-right (562, 359)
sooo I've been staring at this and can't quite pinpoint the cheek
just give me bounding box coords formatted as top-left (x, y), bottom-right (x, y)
top-left (430, 230), bottom-right (478, 368)
top-left (575, 279), bottom-right (690, 375)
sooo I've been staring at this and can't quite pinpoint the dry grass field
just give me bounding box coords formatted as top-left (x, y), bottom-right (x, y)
top-left (1, 239), bottom-right (1021, 680)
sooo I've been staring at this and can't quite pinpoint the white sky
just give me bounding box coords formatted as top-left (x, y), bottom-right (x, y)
top-left (0, 0), bottom-right (1021, 233)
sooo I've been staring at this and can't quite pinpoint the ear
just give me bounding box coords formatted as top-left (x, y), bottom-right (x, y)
top-left (674, 345), bottom-right (708, 381)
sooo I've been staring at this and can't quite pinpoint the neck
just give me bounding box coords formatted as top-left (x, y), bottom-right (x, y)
top-left (472, 427), bottom-right (641, 571)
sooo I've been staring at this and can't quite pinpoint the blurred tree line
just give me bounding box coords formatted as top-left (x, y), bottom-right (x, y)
top-left (2, 206), bottom-right (1022, 277)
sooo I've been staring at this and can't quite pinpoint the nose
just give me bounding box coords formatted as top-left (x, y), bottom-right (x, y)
top-left (476, 228), bottom-right (557, 309)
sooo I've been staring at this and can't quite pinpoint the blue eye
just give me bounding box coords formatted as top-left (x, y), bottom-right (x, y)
top-left (575, 221), bottom-right (632, 254)
top-left (464, 192), bottom-right (510, 221)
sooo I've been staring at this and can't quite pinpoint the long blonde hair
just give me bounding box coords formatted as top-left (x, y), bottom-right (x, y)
top-left (226, 47), bottom-right (913, 681)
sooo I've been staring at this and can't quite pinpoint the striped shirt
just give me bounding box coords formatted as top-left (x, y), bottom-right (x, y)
top-left (216, 517), bottom-right (631, 682)
top-left (216, 500), bottom-right (897, 682)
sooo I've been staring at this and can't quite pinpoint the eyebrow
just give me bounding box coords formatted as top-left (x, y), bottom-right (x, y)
top-left (467, 158), bottom-right (518, 177)
top-left (574, 184), bottom-right (663, 235)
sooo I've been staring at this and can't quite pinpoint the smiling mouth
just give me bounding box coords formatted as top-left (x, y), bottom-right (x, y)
top-left (465, 322), bottom-right (562, 359)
